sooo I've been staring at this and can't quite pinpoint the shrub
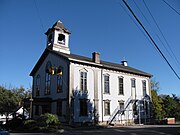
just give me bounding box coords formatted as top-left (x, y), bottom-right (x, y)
top-left (23, 119), bottom-right (37, 130)
top-left (8, 118), bottom-right (23, 130)
top-left (37, 113), bottom-right (60, 128)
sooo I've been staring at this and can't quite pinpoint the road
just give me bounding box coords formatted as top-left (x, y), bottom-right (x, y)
top-left (11, 125), bottom-right (180, 135)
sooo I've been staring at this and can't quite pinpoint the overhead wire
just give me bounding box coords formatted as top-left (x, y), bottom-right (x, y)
top-left (117, 1), bottom-right (153, 49)
top-left (131, 0), bottom-right (177, 66)
top-left (143, 0), bottom-right (180, 69)
top-left (132, 0), bottom-right (167, 50)
top-left (122, 0), bottom-right (180, 80)
top-left (33, 0), bottom-right (45, 33)
top-left (162, 0), bottom-right (180, 16)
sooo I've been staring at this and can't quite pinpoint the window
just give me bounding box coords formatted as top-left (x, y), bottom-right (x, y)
top-left (57, 101), bottom-right (62, 116)
top-left (48, 34), bottom-right (53, 44)
top-left (104, 100), bottom-right (110, 115)
top-left (144, 101), bottom-right (148, 116)
top-left (58, 34), bottom-right (65, 44)
top-left (57, 67), bottom-right (63, 93)
top-left (80, 72), bottom-right (87, 91)
top-left (45, 73), bottom-right (51, 95)
top-left (42, 105), bottom-right (51, 114)
top-left (142, 80), bottom-right (146, 96)
top-left (104, 75), bottom-right (110, 94)
top-left (133, 103), bottom-right (137, 115)
top-left (119, 77), bottom-right (124, 95)
top-left (119, 102), bottom-right (124, 110)
top-left (45, 62), bottom-right (51, 95)
top-left (79, 99), bottom-right (88, 116)
top-left (36, 75), bottom-right (41, 96)
top-left (131, 78), bottom-right (136, 88)
top-left (35, 105), bottom-right (39, 115)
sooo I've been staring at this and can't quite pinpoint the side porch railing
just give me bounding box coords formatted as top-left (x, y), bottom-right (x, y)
top-left (107, 96), bottom-right (137, 125)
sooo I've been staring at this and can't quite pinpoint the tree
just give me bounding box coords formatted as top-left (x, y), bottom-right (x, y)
top-left (151, 79), bottom-right (160, 92)
top-left (151, 90), bottom-right (164, 120)
top-left (0, 85), bottom-right (32, 123)
top-left (0, 86), bottom-right (19, 122)
top-left (151, 79), bottom-right (180, 121)
top-left (11, 86), bottom-right (31, 106)
top-left (172, 94), bottom-right (180, 121)
top-left (160, 94), bottom-right (180, 120)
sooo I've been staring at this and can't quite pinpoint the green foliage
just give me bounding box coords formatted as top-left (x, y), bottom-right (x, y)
top-left (151, 80), bottom-right (180, 121)
top-left (0, 85), bottom-right (31, 116)
top-left (160, 94), bottom-right (180, 120)
top-left (151, 79), bottom-right (160, 92)
top-left (23, 119), bottom-right (37, 129)
top-left (37, 113), bottom-right (60, 128)
top-left (0, 86), bottom-right (19, 117)
top-left (11, 86), bottom-right (31, 105)
top-left (21, 113), bottom-right (61, 132)
top-left (151, 90), bottom-right (164, 119)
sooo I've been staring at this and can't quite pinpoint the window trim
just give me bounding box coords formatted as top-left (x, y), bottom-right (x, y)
top-left (45, 61), bottom-right (51, 95)
top-left (118, 100), bottom-right (125, 110)
top-left (131, 78), bottom-right (136, 88)
top-left (35, 74), bottom-right (41, 96)
top-left (118, 76), bottom-right (124, 95)
top-left (104, 100), bottom-right (111, 116)
top-left (80, 71), bottom-right (87, 91)
top-left (79, 99), bottom-right (88, 116)
top-left (104, 74), bottom-right (110, 94)
top-left (57, 66), bottom-right (63, 93)
top-left (142, 80), bottom-right (147, 96)
top-left (58, 34), bottom-right (65, 45)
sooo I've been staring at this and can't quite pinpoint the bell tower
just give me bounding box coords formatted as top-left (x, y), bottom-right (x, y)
top-left (45, 20), bottom-right (71, 54)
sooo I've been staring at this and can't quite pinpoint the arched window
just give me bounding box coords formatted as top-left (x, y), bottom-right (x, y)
top-left (36, 75), bottom-right (41, 96)
top-left (57, 66), bottom-right (63, 93)
top-left (58, 34), bottom-right (65, 44)
top-left (45, 61), bottom-right (51, 95)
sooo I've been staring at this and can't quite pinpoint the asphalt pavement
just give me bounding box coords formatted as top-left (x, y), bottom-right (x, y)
top-left (11, 125), bottom-right (180, 135)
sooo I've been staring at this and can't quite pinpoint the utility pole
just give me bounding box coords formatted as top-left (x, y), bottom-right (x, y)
top-left (29, 94), bottom-right (33, 119)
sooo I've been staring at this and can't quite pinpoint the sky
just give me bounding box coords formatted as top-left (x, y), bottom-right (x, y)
top-left (0, 0), bottom-right (180, 96)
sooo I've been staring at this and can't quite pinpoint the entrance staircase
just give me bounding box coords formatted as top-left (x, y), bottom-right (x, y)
top-left (107, 96), bottom-right (137, 125)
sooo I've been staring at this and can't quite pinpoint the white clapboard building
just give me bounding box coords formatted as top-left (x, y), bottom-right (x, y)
top-left (30, 20), bottom-right (152, 125)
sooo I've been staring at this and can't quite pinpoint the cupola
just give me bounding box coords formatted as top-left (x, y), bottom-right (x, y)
top-left (45, 20), bottom-right (71, 54)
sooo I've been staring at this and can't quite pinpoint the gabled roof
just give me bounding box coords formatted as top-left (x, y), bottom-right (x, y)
top-left (30, 48), bottom-right (152, 77)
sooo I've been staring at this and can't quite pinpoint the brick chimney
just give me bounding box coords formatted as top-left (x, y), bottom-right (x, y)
top-left (92, 52), bottom-right (100, 64)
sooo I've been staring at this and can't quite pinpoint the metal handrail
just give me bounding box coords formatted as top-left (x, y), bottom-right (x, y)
top-left (107, 96), bottom-right (134, 124)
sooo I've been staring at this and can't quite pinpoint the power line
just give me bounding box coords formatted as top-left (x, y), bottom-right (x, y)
top-left (118, 0), bottom-right (161, 60)
top-left (132, 0), bottom-right (151, 27)
top-left (118, 1), bottom-right (152, 45)
top-left (33, 0), bottom-right (45, 33)
top-left (132, 0), bottom-right (165, 48)
top-left (133, 0), bottom-right (180, 68)
top-left (162, 0), bottom-right (180, 16)
top-left (143, 0), bottom-right (180, 68)
top-left (122, 0), bottom-right (180, 80)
